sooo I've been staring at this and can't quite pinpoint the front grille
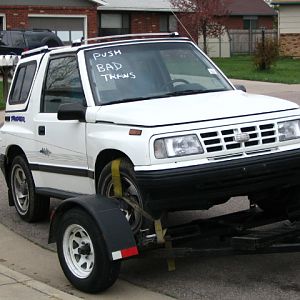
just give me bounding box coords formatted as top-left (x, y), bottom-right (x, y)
top-left (200, 123), bottom-right (277, 154)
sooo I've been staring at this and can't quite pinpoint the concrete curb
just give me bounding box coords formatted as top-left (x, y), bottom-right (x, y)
top-left (0, 264), bottom-right (80, 300)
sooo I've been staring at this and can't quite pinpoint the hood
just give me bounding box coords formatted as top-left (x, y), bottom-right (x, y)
top-left (96, 90), bottom-right (299, 127)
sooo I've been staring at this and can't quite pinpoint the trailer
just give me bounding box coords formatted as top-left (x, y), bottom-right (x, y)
top-left (48, 160), bottom-right (300, 293)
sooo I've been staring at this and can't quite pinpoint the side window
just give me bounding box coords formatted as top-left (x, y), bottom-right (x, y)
top-left (42, 56), bottom-right (85, 113)
top-left (9, 62), bottom-right (37, 105)
top-left (0, 31), bottom-right (9, 46)
top-left (11, 32), bottom-right (26, 48)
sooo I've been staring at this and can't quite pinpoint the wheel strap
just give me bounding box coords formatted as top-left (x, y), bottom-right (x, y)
top-left (111, 159), bottom-right (123, 197)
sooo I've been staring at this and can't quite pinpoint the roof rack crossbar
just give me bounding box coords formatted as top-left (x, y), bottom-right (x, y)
top-left (72, 32), bottom-right (179, 47)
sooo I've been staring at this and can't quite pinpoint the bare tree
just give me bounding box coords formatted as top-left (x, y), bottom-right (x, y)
top-left (171, 0), bottom-right (229, 54)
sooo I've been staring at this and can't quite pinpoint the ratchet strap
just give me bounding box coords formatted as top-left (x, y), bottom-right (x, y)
top-left (155, 219), bottom-right (176, 271)
top-left (111, 159), bottom-right (123, 197)
top-left (111, 159), bottom-right (154, 221)
top-left (111, 159), bottom-right (176, 271)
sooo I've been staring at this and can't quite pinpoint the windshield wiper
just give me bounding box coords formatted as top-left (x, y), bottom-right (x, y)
top-left (101, 89), bottom-right (228, 105)
top-left (101, 95), bottom-right (157, 105)
top-left (164, 88), bottom-right (227, 97)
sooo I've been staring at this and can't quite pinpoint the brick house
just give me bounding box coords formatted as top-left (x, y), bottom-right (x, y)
top-left (224, 0), bottom-right (276, 30)
top-left (0, 0), bottom-right (178, 44)
top-left (0, 0), bottom-right (101, 44)
top-left (98, 0), bottom-right (178, 36)
top-left (0, 0), bottom-right (276, 46)
top-left (271, 0), bottom-right (300, 57)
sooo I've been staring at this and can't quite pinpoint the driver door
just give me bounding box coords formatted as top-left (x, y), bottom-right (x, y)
top-left (33, 55), bottom-right (93, 196)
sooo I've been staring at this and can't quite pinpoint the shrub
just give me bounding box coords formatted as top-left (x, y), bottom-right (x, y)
top-left (253, 37), bottom-right (279, 70)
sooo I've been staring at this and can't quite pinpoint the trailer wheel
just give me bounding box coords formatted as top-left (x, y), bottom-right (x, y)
top-left (9, 155), bottom-right (49, 222)
top-left (97, 159), bottom-right (148, 234)
top-left (57, 208), bottom-right (121, 293)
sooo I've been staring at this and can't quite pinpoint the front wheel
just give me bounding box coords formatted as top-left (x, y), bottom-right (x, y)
top-left (97, 159), bottom-right (148, 234)
top-left (56, 208), bottom-right (121, 293)
top-left (9, 155), bottom-right (49, 222)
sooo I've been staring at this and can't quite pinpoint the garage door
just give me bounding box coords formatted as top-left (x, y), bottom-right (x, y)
top-left (29, 17), bottom-right (85, 45)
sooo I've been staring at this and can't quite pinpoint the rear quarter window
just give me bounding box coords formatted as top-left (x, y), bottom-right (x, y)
top-left (9, 61), bottom-right (37, 105)
top-left (11, 31), bottom-right (26, 48)
top-left (0, 31), bottom-right (9, 46)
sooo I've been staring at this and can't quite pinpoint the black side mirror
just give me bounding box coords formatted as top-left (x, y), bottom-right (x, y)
top-left (57, 103), bottom-right (86, 122)
top-left (234, 84), bottom-right (247, 92)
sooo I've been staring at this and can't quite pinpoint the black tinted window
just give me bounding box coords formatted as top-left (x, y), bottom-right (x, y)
top-left (11, 32), bottom-right (26, 48)
top-left (0, 31), bottom-right (9, 46)
top-left (42, 56), bottom-right (85, 113)
top-left (9, 62), bottom-right (37, 105)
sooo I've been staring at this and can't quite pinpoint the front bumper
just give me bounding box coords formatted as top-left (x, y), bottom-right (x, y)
top-left (135, 149), bottom-right (300, 213)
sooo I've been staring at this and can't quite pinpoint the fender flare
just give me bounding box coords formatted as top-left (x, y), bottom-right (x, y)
top-left (49, 194), bottom-right (138, 261)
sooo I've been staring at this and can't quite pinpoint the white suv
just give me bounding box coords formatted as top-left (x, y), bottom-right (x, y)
top-left (1, 33), bottom-right (300, 231)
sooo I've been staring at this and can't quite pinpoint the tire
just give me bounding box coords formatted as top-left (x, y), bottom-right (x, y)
top-left (97, 159), bottom-right (151, 234)
top-left (9, 155), bottom-right (50, 222)
top-left (44, 40), bottom-right (59, 48)
top-left (251, 189), bottom-right (289, 216)
top-left (56, 208), bottom-right (121, 293)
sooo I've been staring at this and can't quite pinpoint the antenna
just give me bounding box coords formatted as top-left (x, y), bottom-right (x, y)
top-left (170, 8), bottom-right (196, 43)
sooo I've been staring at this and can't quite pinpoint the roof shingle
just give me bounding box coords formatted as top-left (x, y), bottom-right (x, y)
top-left (224, 0), bottom-right (277, 16)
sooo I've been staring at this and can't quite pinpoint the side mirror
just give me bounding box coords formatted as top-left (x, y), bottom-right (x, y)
top-left (57, 103), bottom-right (86, 122)
top-left (234, 84), bottom-right (246, 92)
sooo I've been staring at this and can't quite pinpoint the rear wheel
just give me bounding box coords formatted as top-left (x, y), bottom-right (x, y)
top-left (9, 155), bottom-right (50, 222)
top-left (44, 40), bottom-right (59, 47)
top-left (57, 208), bottom-right (121, 293)
top-left (97, 159), bottom-right (149, 234)
top-left (251, 188), bottom-right (292, 217)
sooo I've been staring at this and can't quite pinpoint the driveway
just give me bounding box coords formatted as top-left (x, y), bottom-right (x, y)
top-left (231, 79), bottom-right (300, 105)
top-left (1, 80), bottom-right (300, 300)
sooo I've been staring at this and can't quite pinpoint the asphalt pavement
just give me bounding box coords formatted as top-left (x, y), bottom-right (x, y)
top-left (1, 80), bottom-right (300, 299)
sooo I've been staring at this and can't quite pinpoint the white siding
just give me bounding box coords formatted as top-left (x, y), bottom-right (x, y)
top-left (279, 6), bottom-right (300, 34)
top-left (99, 0), bottom-right (175, 12)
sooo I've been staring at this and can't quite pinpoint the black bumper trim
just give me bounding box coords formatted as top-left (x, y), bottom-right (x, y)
top-left (135, 149), bottom-right (300, 212)
top-left (136, 149), bottom-right (300, 184)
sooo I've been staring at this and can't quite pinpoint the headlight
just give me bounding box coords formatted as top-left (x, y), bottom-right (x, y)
top-left (154, 134), bottom-right (204, 159)
top-left (278, 119), bottom-right (300, 141)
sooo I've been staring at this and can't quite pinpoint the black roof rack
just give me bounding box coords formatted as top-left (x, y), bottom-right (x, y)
top-left (72, 32), bottom-right (180, 47)
top-left (21, 45), bottom-right (49, 58)
top-left (1, 28), bottom-right (52, 32)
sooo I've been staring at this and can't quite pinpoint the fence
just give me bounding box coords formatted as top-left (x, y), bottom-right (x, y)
top-left (228, 29), bottom-right (278, 55)
top-left (199, 29), bottom-right (278, 57)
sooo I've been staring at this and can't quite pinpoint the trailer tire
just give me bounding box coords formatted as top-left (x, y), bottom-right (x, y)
top-left (9, 155), bottom-right (49, 222)
top-left (56, 208), bottom-right (121, 293)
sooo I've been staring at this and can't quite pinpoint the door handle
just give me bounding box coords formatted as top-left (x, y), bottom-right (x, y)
top-left (38, 126), bottom-right (45, 136)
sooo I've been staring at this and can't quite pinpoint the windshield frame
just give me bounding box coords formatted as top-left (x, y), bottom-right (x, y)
top-left (84, 39), bottom-right (234, 106)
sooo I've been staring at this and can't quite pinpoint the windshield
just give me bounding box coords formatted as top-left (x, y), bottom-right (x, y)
top-left (85, 41), bottom-right (233, 105)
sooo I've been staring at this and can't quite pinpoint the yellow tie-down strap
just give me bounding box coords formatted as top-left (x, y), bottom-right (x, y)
top-left (111, 159), bottom-right (123, 197)
top-left (111, 159), bottom-right (175, 271)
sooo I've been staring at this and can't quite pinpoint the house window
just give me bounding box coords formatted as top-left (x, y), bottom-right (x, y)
top-left (243, 16), bottom-right (258, 30)
top-left (0, 17), bottom-right (3, 30)
top-left (100, 13), bottom-right (130, 36)
top-left (160, 15), bottom-right (177, 32)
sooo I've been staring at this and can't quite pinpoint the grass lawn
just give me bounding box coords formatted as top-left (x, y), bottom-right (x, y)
top-left (212, 56), bottom-right (300, 84)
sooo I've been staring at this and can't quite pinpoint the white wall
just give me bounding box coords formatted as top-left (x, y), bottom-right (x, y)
top-left (198, 31), bottom-right (231, 58)
top-left (278, 6), bottom-right (300, 34)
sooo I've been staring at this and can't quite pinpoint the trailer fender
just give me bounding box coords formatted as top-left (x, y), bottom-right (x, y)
top-left (48, 194), bottom-right (138, 261)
